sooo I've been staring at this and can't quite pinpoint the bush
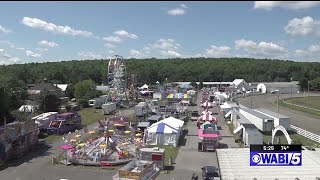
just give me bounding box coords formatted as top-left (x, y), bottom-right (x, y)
top-left (66, 104), bottom-right (72, 112)
top-left (77, 99), bottom-right (89, 109)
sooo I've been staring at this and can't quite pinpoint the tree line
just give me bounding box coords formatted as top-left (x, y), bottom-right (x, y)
top-left (1, 57), bottom-right (320, 125)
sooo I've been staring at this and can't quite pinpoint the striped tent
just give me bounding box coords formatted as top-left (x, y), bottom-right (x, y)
top-left (198, 114), bottom-right (217, 123)
top-left (201, 100), bottom-right (213, 109)
top-left (166, 93), bottom-right (191, 99)
top-left (201, 110), bottom-right (213, 115)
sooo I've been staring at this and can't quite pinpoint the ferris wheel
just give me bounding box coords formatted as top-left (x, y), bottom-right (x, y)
top-left (107, 55), bottom-right (127, 96)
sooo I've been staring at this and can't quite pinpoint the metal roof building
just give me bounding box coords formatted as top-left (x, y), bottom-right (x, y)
top-left (217, 148), bottom-right (320, 180)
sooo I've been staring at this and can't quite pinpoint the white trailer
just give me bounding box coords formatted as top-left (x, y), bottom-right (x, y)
top-left (102, 102), bottom-right (117, 115)
top-left (32, 112), bottom-right (58, 131)
top-left (239, 106), bottom-right (273, 132)
top-left (135, 102), bottom-right (148, 117)
top-left (254, 108), bottom-right (291, 130)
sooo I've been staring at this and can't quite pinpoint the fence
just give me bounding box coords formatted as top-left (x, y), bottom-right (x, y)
top-left (290, 125), bottom-right (320, 144)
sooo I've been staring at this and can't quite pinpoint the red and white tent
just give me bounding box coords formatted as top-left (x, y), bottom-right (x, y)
top-left (201, 110), bottom-right (213, 115)
top-left (198, 114), bottom-right (217, 123)
top-left (201, 100), bottom-right (213, 109)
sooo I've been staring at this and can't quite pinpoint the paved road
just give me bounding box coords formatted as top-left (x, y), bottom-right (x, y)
top-left (0, 108), bottom-right (134, 180)
top-left (238, 93), bottom-right (320, 135)
top-left (158, 91), bottom-right (238, 180)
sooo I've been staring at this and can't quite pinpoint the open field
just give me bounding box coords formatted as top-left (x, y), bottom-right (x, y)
top-left (279, 96), bottom-right (320, 118)
top-left (78, 108), bottom-right (104, 126)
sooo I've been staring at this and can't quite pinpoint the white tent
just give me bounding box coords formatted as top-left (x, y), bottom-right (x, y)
top-left (157, 116), bottom-right (184, 129)
top-left (146, 122), bottom-right (180, 146)
top-left (140, 84), bottom-right (149, 89)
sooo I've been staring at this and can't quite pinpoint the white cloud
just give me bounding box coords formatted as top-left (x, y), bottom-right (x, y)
top-left (0, 41), bottom-right (15, 48)
top-left (38, 40), bottom-right (59, 47)
top-left (161, 50), bottom-right (182, 57)
top-left (104, 43), bottom-right (115, 48)
top-left (78, 51), bottom-right (102, 59)
top-left (114, 30), bottom-right (138, 39)
top-left (167, 8), bottom-right (186, 16)
top-left (103, 30), bottom-right (138, 43)
top-left (254, 1), bottom-right (320, 10)
top-left (206, 45), bottom-right (231, 57)
top-left (26, 50), bottom-right (41, 58)
top-left (129, 49), bottom-right (146, 58)
top-left (284, 16), bottom-right (320, 36)
top-left (180, 4), bottom-right (188, 9)
top-left (16, 47), bottom-right (25, 51)
top-left (235, 39), bottom-right (287, 58)
top-left (35, 48), bottom-right (49, 52)
top-left (0, 25), bottom-right (13, 34)
top-left (152, 39), bottom-right (181, 50)
top-left (21, 17), bottom-right (95, 38)
top-left (308, 45), bottom-right (320, 53)
top-left (0, 49), bottom-right (21, 65)
top-left (108, 50), bottom-right (115, 54)
top-left (103, 36), bottom-right (122, 43)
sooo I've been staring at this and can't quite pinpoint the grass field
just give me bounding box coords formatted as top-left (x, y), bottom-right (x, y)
top-left (279, 96), bottom-right (320, 117)
top-left (78, 108), bottom-right (104, 126)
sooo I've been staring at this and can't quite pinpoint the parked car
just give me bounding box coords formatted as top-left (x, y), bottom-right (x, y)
top-left (201, 166), bottom-right (220, 180)
top-left (190, 110), bottom-right (199, 122)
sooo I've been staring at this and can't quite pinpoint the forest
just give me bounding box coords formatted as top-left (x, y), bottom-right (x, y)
top-left (1, 57), bottom-right (320, 88)
top-left (1, 57), bottom-right (320, 125)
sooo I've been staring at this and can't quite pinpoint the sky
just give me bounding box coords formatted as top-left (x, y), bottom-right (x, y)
top-left (1, 1), bottom-right (320, 65)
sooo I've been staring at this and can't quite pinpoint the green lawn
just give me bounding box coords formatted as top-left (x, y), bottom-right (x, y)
top-left (78, 108), bottom-right (104, 126)
top-left (279, 97), bottom-right (320, 117)
top-left (286, 96), bottom-right (320, 110)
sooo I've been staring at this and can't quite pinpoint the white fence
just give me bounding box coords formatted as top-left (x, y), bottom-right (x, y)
top-left (290, 125), bottom-right (320, 144)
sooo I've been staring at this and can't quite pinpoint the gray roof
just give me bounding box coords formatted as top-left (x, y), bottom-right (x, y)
top-left (245, 128), bottom-right (262, 135)
top-left (255, 108), bottom-right (290, 119)
top-left (137, 122), bottom-right (150, 128)
top-left (148, 115), bottom-right (162, 121)
top-left (240, 105), bottom-right (273, 120)
top-left (237, 114), bottom-right (252, 125)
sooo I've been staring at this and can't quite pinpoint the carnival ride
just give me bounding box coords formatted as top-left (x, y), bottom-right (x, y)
top-left (108, 55), bottom-right (128, 100)
top-left (58, 114), bottom-right (144, 166)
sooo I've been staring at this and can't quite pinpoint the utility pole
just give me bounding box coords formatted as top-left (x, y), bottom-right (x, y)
top-left (308, 82), bottom-right (310, 97)
top-left (291, 84), bottom-right (292, 98)
top-left (277, 93), bottom-right (279, 114)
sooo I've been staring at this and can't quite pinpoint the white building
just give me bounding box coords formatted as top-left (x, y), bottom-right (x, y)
top-left (256, 82), bottom-right (299, 94)
top-left (230, 79), bottom-right (249, 92)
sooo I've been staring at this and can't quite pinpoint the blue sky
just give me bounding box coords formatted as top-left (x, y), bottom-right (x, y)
top-left (1, 1), bottom-right (320, 65)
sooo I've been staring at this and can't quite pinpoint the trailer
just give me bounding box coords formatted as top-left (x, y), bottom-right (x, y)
top-left (239, 106), bottom-right (273, 132)
top-left (32, 112), bottom-right (58, 132)
top-left (254, 108), bottom-right (291, 130)
top-left (102, 102), bottom-right (117, 115)
top-left (134, 102), bottom-right (148, 117)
